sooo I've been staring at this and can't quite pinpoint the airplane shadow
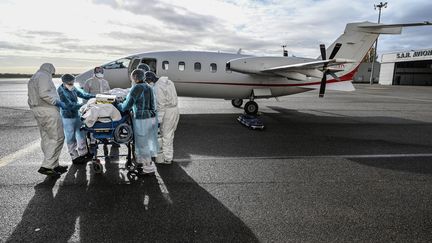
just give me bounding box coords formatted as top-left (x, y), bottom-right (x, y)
top-left (174, 106), bottom-right (432, 160)
top-left (6, 157), bottom-right (259, 242)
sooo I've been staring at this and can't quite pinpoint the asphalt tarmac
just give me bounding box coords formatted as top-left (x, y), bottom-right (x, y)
top-left (0, 79), bottom-right (432, 242)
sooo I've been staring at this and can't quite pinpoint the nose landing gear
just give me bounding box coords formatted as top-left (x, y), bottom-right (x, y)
top-left (231, 98), bottom-right (243, 108)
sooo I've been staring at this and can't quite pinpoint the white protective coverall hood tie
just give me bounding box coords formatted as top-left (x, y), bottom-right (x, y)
top-left (27, 63), bottom-right (65, 169)
top-left (154, 76), bottom-right (180, 162)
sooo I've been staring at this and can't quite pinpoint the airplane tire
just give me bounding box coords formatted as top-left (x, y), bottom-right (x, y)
top-left (244, 101), bottom-right (258, 115)
top-left (231, 99), bottom-right (243, 108)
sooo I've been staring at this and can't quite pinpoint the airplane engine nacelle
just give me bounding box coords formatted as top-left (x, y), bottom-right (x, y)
top-left (226, 57), bottom-right (264, 74)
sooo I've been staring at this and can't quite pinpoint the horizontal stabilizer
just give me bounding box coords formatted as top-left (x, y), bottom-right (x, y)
top-left (262, 58), bottom-right (355, 73)
top-left (357, 22), bottom-right (432, 34)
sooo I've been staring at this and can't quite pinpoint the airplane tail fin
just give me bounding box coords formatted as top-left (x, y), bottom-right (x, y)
top-left (321, 21), bottom-right (431, 80)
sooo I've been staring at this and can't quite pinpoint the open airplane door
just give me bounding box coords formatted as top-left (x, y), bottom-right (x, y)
top-left (128, 56), bottom-right (142, 77)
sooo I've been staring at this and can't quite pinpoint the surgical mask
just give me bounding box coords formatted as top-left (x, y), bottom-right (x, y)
top-left (95, 73), bottom-right (104, 78)
top-left (65, 83), bottom-right (74, 91)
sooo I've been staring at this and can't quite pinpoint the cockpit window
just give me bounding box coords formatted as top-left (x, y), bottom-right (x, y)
top-left (102, 58), bottom-right (131, 69)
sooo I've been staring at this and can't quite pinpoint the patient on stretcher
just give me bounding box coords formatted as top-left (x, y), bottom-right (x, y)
top-left (79, 98), bottom-right (121, 127)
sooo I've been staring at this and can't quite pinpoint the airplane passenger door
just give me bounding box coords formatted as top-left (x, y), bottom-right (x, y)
top-left (128, 57), bottom-right (141, 77)
top-left (140, 58), bottom-right (158, 75)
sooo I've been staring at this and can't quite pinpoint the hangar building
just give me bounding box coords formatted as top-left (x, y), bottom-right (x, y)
top-left (379, 48), bottom-right (432, 86)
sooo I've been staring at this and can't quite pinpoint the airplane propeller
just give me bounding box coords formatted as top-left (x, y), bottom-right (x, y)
top-left (319, 43), bottom-right (342, 98)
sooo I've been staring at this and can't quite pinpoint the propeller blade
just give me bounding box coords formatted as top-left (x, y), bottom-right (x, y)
top-left (319, 71), bottom-right (327, 98)
top-left (319, 44), bottom-right (326, 60)
top-left (329, 72), bottom-right (340, 81)
top-left (328, 43), bottom-right (342, 59)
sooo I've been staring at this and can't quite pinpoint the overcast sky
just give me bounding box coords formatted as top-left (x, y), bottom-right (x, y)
top-left (0, 0), bottom-right (431, 74)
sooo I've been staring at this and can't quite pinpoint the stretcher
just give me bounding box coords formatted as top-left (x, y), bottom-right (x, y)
top-left (237, 114), bottom-right (265, 130)
top-left (82, 111), bottom-right (136, 174)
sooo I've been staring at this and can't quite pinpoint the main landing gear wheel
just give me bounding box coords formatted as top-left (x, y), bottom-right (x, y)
top-left (244, 101), bottom-right (258, 115)
top-left (231, 99), bottom-right (243, 108)
top-left (92, 159), bottom-right (103, 174)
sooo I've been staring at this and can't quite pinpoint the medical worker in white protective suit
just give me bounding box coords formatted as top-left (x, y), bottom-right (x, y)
top-left (83, 66), bottom-right (110, 95)
top-left (116, 69), bottom-right (158, 175)
top-left (27, 63), bottom-right (67, 177)
top-left (150, 72), bottom-right (180, 164)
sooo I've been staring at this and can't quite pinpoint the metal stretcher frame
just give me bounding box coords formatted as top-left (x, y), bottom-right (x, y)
top-left (81, 112), bottom-right (135, 173)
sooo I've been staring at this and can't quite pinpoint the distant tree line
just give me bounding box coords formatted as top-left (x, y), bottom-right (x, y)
top-left (0, 73), bottom-right (69, 78)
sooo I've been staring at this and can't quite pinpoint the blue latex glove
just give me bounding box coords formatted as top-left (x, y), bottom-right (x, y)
top-left (113, 101), bottom-right (121, 110)
top-left (55, 100), bottom-right (66, 109)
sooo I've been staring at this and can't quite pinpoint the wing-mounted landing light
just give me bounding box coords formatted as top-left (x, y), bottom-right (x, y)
top-left (319, 43), bottom-right (342, 98)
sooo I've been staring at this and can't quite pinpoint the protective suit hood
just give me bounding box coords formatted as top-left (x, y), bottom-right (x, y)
top-left (39, 63), bottom-right (55, 75)
top-left (154, 76), bottom-right (178, 109)
top-left (158, 76), bottom-right (169, 83)
top-left (157, 77), bottom-right (170, 90)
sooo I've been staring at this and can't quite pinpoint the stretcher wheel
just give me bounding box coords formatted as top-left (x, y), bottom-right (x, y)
top-left (125, 159), bottom-right (135, 172)
top-left (127, 171), bottom-right (138, 182)
top-left (93, 160), bottom-right (103, 174)
top-left (113, 123), bottom-right (133, 144)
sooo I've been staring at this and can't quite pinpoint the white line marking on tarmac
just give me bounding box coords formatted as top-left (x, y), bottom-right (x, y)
top-left (143, 194), bottom-right (149, 211)
top-left (155, 170), bottom-right (173, 204)
top-left (0, 139), bottom-right (40, 167)
top-left (11, 153), bottom-right (432, 166)
top-left (175, 153), bottom-right (432, 162)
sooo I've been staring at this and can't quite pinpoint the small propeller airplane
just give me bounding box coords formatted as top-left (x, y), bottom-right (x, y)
top-left (76, 21), bottom-right (431, 115)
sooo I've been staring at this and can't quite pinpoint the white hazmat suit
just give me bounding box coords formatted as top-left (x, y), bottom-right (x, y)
top-left (27, 63), bottom-right (65, 169)
top-left (83, 76), bottom-right (110, 95)
top-left (154, 76), bottom-right (180, 162)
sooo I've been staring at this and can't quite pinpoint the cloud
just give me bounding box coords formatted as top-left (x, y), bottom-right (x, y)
top-left (1, 0), bottom-right (432, 73)
top-left (92, 0), bottom-right (220, 32)
top-left (0, 41), bottom-right (39, 51)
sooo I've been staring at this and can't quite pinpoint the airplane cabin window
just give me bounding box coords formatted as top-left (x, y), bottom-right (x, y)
top-left (162, 61), bottom-right (169, 70)
top-left (103, 58), bottom-right (131, 69)
top-left (178, 61), bottom-right (185, 71)
top-left (210, 63), bottom-right (217, 73)
top-left (194, 62), bottom-right (201, 72)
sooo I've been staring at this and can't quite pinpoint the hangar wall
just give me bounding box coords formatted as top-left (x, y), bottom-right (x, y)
top-left (379, 48), bottom-right (432, 86)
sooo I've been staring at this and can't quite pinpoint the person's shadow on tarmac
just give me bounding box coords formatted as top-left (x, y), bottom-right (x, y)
top-left (7, 160), bottom-right (258, 242)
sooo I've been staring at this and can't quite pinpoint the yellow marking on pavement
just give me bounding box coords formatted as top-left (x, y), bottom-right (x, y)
top-left (0, 140), bottom-right (40, 167)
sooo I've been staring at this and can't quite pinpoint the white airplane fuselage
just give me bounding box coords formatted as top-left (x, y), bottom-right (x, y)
top-left (76, 51), bottom-right (349, 100)
top-left (75, 21), bottom-right (431, 104)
